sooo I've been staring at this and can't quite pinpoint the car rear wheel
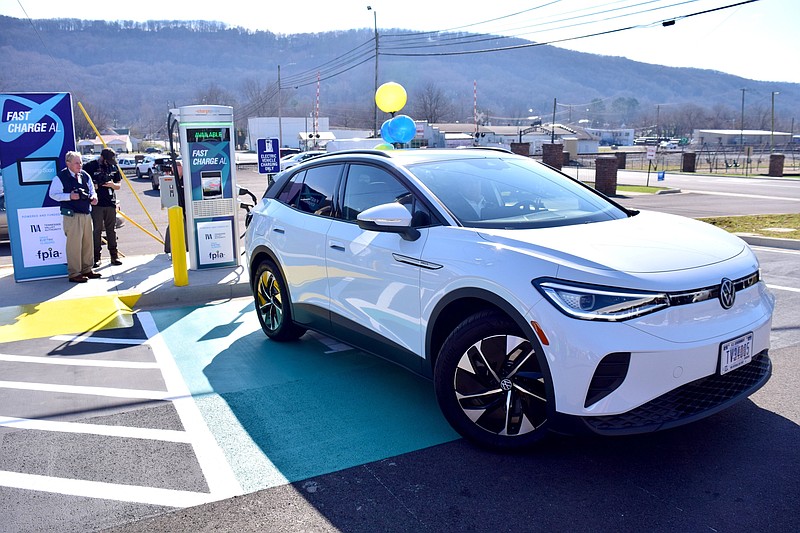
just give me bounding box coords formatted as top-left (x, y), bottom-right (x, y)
top-left (434, 310), bottom-right (551, 450)
top-left (253, 260), bottom-right (306, 341)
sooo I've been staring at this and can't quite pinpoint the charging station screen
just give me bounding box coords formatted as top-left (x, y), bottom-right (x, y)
top-left (17, 157), bottom-right (58, 185)
top-left (187, 127), bottom-right (230, 144)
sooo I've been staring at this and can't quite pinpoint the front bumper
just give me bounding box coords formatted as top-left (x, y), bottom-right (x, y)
top-left (580, 349), bottom-right (771, 435)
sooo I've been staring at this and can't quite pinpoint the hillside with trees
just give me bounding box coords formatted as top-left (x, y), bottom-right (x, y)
top-left (1, 16), bottom-right (797, 141)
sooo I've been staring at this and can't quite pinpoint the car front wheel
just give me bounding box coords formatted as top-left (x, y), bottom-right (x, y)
top-left (434, 310), bottom-right (551, 450)
top-left (253, 259), bottom-right (306, 341)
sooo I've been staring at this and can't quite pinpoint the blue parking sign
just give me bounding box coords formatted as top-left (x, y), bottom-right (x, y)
top-left (257, 138), bottom-right (280, 174)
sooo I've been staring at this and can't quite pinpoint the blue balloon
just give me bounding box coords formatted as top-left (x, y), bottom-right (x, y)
top-left (387, 115), bottom-right (415, 144)
top-left (380, 119), bottom-right (396, 144)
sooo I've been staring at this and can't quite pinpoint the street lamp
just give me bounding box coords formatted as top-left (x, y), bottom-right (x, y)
top-left (771, 91), bottom-right (779, 152)
top-left (368, 6), bottom-right (378, 138)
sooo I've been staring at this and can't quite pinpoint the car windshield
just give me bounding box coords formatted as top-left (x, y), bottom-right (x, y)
top-left (407, 157), bottom-right (629, 229)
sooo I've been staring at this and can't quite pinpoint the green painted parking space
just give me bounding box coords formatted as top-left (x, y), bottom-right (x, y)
top-left (150, 299), bottom-right (458, 492)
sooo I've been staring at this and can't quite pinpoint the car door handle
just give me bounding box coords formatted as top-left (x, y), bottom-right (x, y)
top-left (272, 226), bottom-right (285, 235)
top-left (329, 240), bottom-right (346, 252)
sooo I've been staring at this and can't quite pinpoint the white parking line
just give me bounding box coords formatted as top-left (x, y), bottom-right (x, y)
top-left (0, 415), bottom-right (192, 442)
top-left (50, 333), bottom-right (146, 345)
top-left (0, 471), bottom-right (215, 508)
top-left (139, 311), bottom-right (242, 500)
top-left (0, 380), bottom-right (173, 400)
top-left (767, 284), bottom-right (800, 293)
top-left (682, 190), bottom-right (800, 201)
top-left (0, 353), bottom-right (160, 369)
top-left (0, 314), bottom-right (242, 507)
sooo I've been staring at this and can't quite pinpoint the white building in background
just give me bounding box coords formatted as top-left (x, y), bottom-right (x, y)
top-left (692, 129), bottom-right (793, 146)
top-left (246, 117), bottom-right (332, 151)
top-left (584, 127), bottom-right (635, 147)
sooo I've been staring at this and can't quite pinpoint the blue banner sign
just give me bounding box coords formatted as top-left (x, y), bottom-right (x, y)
top-left (0, 92), bottom-right (76, 281)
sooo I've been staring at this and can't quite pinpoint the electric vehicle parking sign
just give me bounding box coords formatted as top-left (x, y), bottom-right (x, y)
top-left (257, 137), bottom-right (280, 174)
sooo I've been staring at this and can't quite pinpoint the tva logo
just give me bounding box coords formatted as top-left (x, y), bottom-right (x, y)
top-left (37, 248), bottom-right (61, 261)
top-left (30, 224), bottom-right (42, 233)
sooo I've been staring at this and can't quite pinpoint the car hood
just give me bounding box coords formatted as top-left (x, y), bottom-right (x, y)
top-left (476, 210), bottom-right (747, 274)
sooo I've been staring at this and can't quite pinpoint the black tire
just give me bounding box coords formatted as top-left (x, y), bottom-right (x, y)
top-left (253, 259), bottom-right (305, 341)
top-left (434, 310), bottom-right (551, 450)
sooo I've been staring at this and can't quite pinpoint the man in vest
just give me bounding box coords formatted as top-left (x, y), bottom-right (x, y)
top-left (48, 151), bottom-right (101, 283)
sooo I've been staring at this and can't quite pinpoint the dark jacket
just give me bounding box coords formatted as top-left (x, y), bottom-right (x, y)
top-left (84, 158), bottom-right (120, 207)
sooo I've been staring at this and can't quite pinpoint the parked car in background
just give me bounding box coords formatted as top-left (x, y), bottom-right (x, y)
top-left (117, 155), bottom-right (138, 173)
top-left (245, 147), bottom-right (774, 450)
top-left (136, 155), bottom-right (173, 189)
top-left (280, 150), bottom-right (326, 170)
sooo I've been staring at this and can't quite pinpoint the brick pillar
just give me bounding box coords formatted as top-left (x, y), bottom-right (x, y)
top-left (542, 143), bottom-right (563, 170)
top-left (768, 153), bottom-right (785, 177)
top-left (510, 142), bottom-right (530, 156)
top-left (614, 151), bottom-right (627, 170)
top-left (681, 152), bottom-right (697, 173)
top-left (595, 155), bottom-right (618, 196)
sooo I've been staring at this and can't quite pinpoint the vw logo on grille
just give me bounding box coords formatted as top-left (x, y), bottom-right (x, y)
top-left (719, 278), bottom-right (735, 309)
top-left (500, 378), bottom-right (513, 391)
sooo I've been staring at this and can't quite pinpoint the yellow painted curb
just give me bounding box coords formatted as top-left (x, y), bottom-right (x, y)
top-left (0, 294), bottom-right (141, 343)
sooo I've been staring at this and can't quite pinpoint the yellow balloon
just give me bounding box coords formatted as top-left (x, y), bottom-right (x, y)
top-left (374, 142), bottom-right (395, 150)
top-left (375, 82), bottom-right (407, 114)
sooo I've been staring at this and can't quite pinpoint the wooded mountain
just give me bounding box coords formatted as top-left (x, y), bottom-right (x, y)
top-left (1, 16), bottom-right (796, 138)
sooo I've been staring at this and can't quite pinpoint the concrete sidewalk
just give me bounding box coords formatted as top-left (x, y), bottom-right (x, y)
top-left (0, 253), bottom-right (251, 310)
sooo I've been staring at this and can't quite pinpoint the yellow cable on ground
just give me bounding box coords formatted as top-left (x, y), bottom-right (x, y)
top-left (77, 101), bottom-right (164, 241)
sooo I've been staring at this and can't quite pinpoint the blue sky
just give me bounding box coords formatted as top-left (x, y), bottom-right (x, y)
top-left (2, 0), bottom-right (797, 83)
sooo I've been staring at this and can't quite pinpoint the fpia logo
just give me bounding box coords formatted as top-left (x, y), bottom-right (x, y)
top-left (209, 251), bottom-right (226, 261)
top-left (37, 248), bottom-right (62, 261)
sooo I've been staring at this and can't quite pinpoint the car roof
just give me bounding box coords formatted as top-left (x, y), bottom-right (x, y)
top-left (308, 147), bottom-right (521, 166)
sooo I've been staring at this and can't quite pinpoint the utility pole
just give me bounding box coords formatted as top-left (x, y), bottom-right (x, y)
top-left (551, 98), bottom-right (556, 144)
top-left (771, 91), bottom-right (779, 152)
top-left (739, 88), bottom-right (746, 148)
top-left (368, 6), bottom-right (378, 138)
top-left (277, 65), bottom-right (283, 150)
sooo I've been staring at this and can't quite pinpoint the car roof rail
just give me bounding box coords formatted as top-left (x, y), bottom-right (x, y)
top-left (457, 146), bottom-right (515, 154)
top-left (315, 149), bottom-right (393, 159)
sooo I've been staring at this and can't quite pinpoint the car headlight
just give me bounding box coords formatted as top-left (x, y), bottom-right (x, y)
top-left (533, 279), bottom-right (669, 321)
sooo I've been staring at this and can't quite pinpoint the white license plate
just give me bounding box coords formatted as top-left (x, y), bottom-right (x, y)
top-left (720, 332), bottom-right (754, 375)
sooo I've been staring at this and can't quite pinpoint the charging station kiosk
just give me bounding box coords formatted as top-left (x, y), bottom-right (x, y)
top-left (173, 105), bottom-right (239, 270)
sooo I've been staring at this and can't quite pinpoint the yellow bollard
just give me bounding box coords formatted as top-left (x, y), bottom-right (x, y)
top-left (168, 206), bottom-right (189, 287)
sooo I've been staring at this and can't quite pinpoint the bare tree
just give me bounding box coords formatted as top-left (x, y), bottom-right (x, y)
top-left (72, 99), bottom-right (113, 140)
top-left (412, 81), bottom-right (454, 124)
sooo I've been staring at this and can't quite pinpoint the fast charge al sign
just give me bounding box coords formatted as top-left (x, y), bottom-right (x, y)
top-left (257, 137), bottom-right (280, 174)
top-left (0, 92), bottom-right (76, 281)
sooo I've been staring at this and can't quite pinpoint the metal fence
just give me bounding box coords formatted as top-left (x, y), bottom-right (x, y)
top-left (565, 145), bottom-right (800, 176)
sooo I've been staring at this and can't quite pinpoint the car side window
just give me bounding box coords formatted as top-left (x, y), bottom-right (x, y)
top-left (277, 165), bottom-right (341, 216)
top-left (342, 164), bottom-right (413, 222)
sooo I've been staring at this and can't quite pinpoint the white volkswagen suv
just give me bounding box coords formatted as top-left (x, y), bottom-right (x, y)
top-left (244, 148), bottom-right (774, 450)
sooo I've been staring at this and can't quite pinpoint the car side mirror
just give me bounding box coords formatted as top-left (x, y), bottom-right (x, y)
top-left (356, 202), bottom-right (420, 241)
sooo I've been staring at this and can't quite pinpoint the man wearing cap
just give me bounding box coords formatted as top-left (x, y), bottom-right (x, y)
top-left (48, 151), bottom-right (101, 283)
top-left (84, 148), bottom-right (123, 267)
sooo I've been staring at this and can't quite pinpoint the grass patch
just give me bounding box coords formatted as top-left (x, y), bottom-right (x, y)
top-left (582, 182), bottom-right (668, 194)
top-left (700, 213), bottom-right (800, 240)
top-left (617, 185), bottom-right (669, 194)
